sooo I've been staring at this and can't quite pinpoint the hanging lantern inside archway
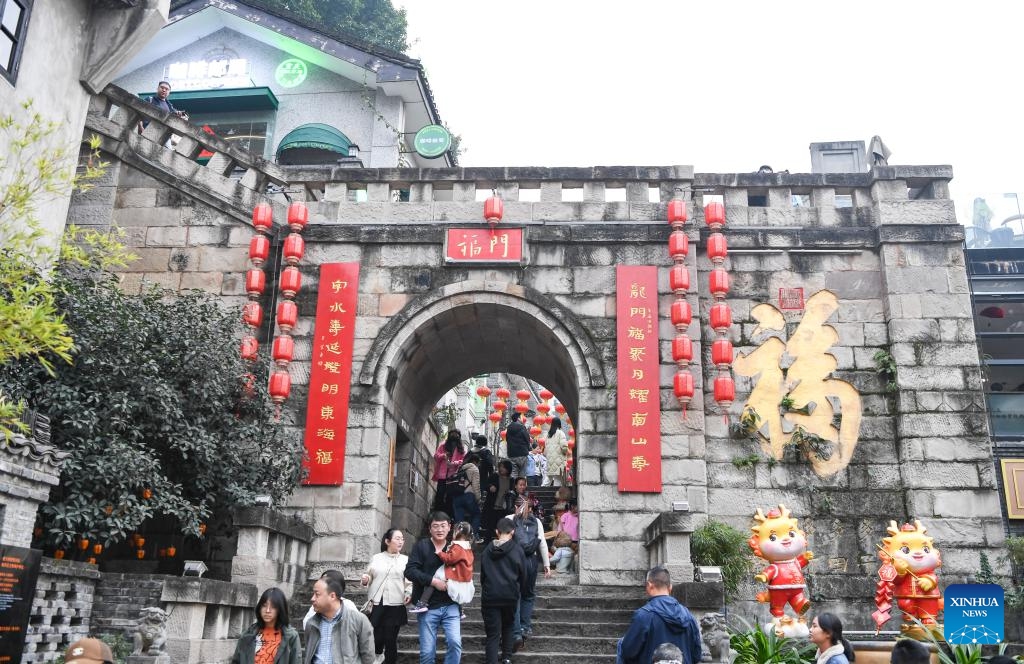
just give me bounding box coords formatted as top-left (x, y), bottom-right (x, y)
top-left (539, 388), bottom-right (553, 401)
top-left (495, 387), bottom-right (511, 400)
top-left (516, 389), bottom-right (531, 401)
top-left (476, 385), bottom-right (492, 399)
top-left (492, 400), bottom-right (507, 412)
top-left (555, 403), bottom-right (566, 415)
top-left (514, 402), bottom-right (529, 414)
top-left (500, 430), bottom-right (507, 440)
top-left (536, 402), bottom-right (551, 414)
top-left (488, 412), bottom-right (502, 427)
top-left (530, 425), bottom-right (542, 437)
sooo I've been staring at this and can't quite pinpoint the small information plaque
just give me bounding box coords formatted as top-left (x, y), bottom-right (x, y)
top-left (0, 545), bottom-right (42, 663)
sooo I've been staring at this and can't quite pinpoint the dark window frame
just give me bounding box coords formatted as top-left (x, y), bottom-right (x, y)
top-left (0, 0), bottom-right (32, 85)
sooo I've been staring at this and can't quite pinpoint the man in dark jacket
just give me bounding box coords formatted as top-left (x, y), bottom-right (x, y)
top-left (616, 567), bottom-right (702, 664)
top-left (504, 412), bottom-right (532, 480)
top-left (404, 512), bottom-right (461, 664)
top-left (481, 517), bottom-right (527, 664)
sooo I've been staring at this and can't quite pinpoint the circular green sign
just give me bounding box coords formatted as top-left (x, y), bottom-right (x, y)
top-left (414, 124), bottom-right (451, 158)
top-left (275, 58), bottom-right (308, 88)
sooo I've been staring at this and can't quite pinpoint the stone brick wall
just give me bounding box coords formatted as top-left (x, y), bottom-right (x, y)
top-left (0, 437), bottom-right (63, 548)
top-left (91, 573), bottom-right (165, 636)
top-left (24, 559), bottom-right (101, 663)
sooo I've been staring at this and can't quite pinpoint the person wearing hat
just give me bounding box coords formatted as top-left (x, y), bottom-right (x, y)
top-left (65, 638), bottom-right (114, 664)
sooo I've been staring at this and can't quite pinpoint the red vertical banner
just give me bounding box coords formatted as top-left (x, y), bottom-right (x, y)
top-left (616, 266), bottom-right (662, 492)
top-left (303, 262), bottom-right (360, 485)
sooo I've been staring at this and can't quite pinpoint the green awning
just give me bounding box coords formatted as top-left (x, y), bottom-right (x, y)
top-left (276, 123), bottom-right (352, 156)
top-left (136, 87), bottom-right (279, 113)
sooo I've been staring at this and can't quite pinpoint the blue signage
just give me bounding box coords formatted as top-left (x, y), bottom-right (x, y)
top-left (944, 583), bottom-right (1004, 644)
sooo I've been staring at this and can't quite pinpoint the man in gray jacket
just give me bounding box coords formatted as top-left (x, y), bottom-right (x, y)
top-left (305, 576), bottom-right (374, 664)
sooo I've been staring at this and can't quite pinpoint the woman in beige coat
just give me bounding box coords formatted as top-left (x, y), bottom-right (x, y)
top-left (359, 529), bottom-right (412, 664)
top-left (543, 417), bottom-right (569, 486)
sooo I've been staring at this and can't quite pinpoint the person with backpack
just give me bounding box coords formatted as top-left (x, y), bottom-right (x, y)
top-left (450, 453), bottom-right (482, 543)
top-left (471, 434), bottom-right (495, 486)
top-left (510, 496), bottom-right (550, 651)
top-left (480, 517), bottom-right (528, 664)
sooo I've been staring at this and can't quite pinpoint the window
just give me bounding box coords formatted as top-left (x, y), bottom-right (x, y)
top-left (0, 0), bottom-right (31, 84)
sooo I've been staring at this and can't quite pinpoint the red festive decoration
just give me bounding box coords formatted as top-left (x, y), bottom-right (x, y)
top-left (272, 336), bottom-right (294, 366)
top-left (668, 231), bottom-right (689, 261)
top-left (713, 373), bottom-right (735, 410)
top-left (712, 339), bottom-right (734, 368)
top-left (671, 335), bottom-right (693, 367)
top-left (492, 400), bottom-right (507, 412)
top-left (242, 302), bottom-right (263, 328)
top-left (555, 403), bottom-right (566, 415)
top-left (484, 195), bottom-right (504, 227)
top-left (669, 265), bottom-right (690, 295)
top-left (488, 412), bottom-right (502, 425)
top-left (516, 389), bottom-right (531, 401)
top-left (673, 372), bottom-right (694, 406)
top-left (476, 385), bottom-right (492, 399)
top-left (280, 267), bottom-right (302, 297)
top-left (709, 268), bottom-right (730, 299)
top-left (539, 389), bottom-right (553, 401)
top-left (530, 426), bottom-right (542, 436)
top-left (704, 201), bottom-right (726, 229)
top-left (283, 233), bottom-right (305, 265)
top-left (287, 202), bottom-right (308, 232)
top-left (709, 303), bottom-right (732, 335)
top-left (277, 300), bottom-right (298, 332)
top-left (240, 336), bottom-right (259, 360)
top-left (249, 235), bottom-right (270, 266)
top-left (245, 269), bottom-right (266, 297)
top-left (670, 300), bottom-right (692, 331)
top-left (567, 439), bottom-right (575, 450)
top-left (500, 430), bottom-right (507, 440)
top-left (252, 202), bottom-right (273, 234)
top-left (667, 198), bottom-right (687, 226)
top-left (514, 403), bottom-right (529, 414)
top-left (707, 232), bottom-right (728, 265)
top-left (495, 388), bottom-right (511, 400)
top-left (269, 371), bottom-right (291, 404)
top-left (536, 403), bottom-right (551, 414)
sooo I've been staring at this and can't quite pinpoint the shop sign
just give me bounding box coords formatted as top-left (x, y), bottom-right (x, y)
top-left (0, 545), bottom-right (42, 661)
top-left (165, 58), bottom-right (251, 89)
top-left (275, 58), bottom-right (308, 88)
top-left (444, 228), bottom-right (524, 263)
top-left (413, 124), bottom-right (451, 158)
top-left (615, 266), bottom-right (662, 492)
top-left (303, 263), bottom-right (360, 485)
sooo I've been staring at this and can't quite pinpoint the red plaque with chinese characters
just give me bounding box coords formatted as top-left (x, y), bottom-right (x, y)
top-left (616, 266), bottom-right (662, 492)
top-left (444, 228), bottom-right (524, 263)
top-left (303, 263), bottom-right (360, 485)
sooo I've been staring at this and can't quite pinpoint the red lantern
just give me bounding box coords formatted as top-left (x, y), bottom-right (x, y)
top-left (669, 265), bottom-right (690, 295)
top-left (245, 269), bottom-right (266, 297)
top-left (709, 303), bottom-right (732, 335)
top-left (555, 404), bottom-right (566, 414)
top-left (269, 371), bottom-right (291, 404)
top-left (272, 335), bottom-right (294, 366)
top-left (535, 415), bottom-right (548, 426)
top-left (488, 412), bottom-right (502, 425)
top-left (707, 232), bottom-right (728, 265)
top-left (714, 373), bottom-right (735, 410)
top-left (249, 235), bottom-right (270, 266)
top-left (516, 389), bottom-right (531, 401)
top-left (567, 439), bottom-right (575, 450)
top-left (484, 196), bottom-right (504, 225)
top-left (476, 385), bottom-right (492, 399)
top-left (500, 430), bottom-right (507, 440)
top-left (672, 335), bottom-right (693, 367)
top-left (704, 201), bottom-right (726, 229)
top-left (530, 426), bottom-right (542, 436)
top-left (514, 403), bottom-right (529, 414)
top-left (674, 371), bottom-right (695, 405)
top-left (495, 388), bottom-right (511, 400)
top-left (280, 267), bottom-right (302, 297)
top-left (277, 300), bottom-right (298, 332)
top-left (539, 389), bottom-right (553, 401)
top-left (240, 336), bottom-right (259, 360)
top-left (709, 268), bottom-right (730, 300)
top-left (567, 427), bottom-right (575, 437)
top-left (287, 202), bottom-right (308, 232)
top-left (670, 300), bottom-right (692, 331)
top-left (242, 302), bottom-right (263, 328)
top-left (668, 231), bottom-right (689, 261)
top-left (252, 202), bottom-right (273, 234)
top-left (492, 400), bottom-right (507, 412)
top-left (667, 199), bottom-right (687, 226)
top-left (536, 403), bottom-right (551, 414)
top-left (712, 339), bottom-right (734, 368)
top-left (283, 233), bottom-right (305, 265)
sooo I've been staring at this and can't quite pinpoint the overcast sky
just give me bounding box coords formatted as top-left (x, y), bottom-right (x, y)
top-left (399, 1), bottom-right (1024, 227)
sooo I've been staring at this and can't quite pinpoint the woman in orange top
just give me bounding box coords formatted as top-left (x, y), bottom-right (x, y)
top-left (231, 587), bottom-right (301, 664)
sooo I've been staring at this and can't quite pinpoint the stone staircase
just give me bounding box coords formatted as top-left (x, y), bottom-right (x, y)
top-left (395, 578), bottom-right (646, 663)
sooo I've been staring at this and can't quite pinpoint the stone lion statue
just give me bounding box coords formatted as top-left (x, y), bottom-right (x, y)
top-left (700, 612), bottom-right (733, 663)
top-left (132, 606), bottom-right (169, 655)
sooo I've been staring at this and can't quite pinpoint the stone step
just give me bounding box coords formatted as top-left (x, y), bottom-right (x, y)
top-left (409, 605), bottom-right (637, 624)
top-left (447, 619), bottom-right (629, 637)
top-left (398, 633), bottom-right (620, 656)
top-left (396, 649), bottom-right (614, 663)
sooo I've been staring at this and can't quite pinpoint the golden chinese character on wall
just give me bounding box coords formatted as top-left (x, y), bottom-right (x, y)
top-left (733, 290), bottom-right (863, 477)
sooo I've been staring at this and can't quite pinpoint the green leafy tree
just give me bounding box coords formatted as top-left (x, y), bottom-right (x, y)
top-left (691, 519), bottom-right (755, 602)
top-left (272, 0), bottom-right (408, 52)
top-left (0, 100), bottom-right (113, 442)
top-left (0, 263), bottom-right (304, 549)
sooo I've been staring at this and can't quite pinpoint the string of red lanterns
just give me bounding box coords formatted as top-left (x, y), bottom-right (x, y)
top-left (240, 202), bottom-right (273, 394)
top-left (704, 201), bottom-right (735, 415)
top-left (667, 190), bottom-right (695, 417)
top-left (268, 202), bottom-right (308, 408)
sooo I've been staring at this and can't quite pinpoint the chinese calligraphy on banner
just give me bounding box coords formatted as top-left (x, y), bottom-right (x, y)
top-left (616, 266), bottom-right (662, 492)
top-left (303, 263), bottom-right (360, 485)
top-left (444, 228), bottom-right (524, 263)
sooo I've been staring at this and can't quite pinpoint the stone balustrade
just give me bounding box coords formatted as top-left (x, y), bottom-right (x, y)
top-left (230, 506), bottom-right (314, 598)
top-left (161, 577), bottom-right (257, 664)
top-left (643, 511), bottom-right (696, 585)
top-left (282, 164), bottom-right (954, 229)
top-left (83, 84), bottom-right (287, 225)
